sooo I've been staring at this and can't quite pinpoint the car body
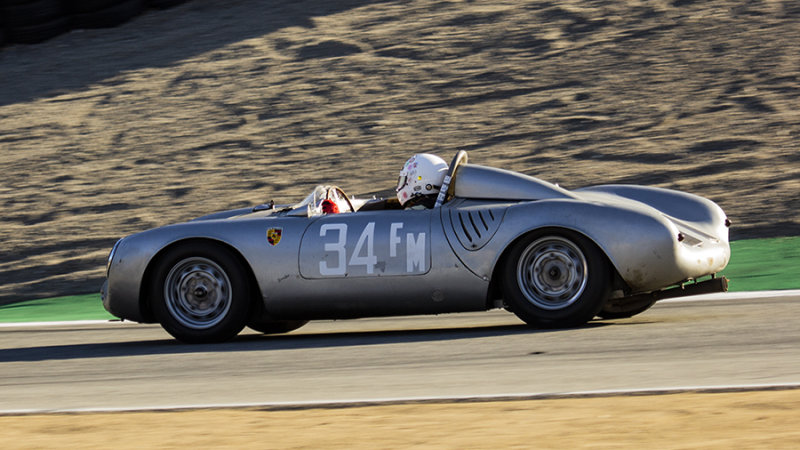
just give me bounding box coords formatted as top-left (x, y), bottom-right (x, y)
top-left (102, 151), bottom-right (730, 343)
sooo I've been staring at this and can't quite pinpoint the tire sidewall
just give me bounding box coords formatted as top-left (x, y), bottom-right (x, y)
top-left (151, 243), bottom-right (251, 343)
top-left (503, 229), bottom-right (610, 328)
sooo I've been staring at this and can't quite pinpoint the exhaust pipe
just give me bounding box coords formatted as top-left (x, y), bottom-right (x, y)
top-left (604, 276), bottom-right (729, 315)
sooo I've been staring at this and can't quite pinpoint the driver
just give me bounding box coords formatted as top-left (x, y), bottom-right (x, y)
top-left (356, 153), bottom-right (449, 211)
top-left (395, 153), bottom-right (449, 209)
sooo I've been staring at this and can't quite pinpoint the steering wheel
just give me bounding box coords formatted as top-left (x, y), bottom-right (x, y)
top-left (326, 186), bottom-right (355, 213)
top-left (434, 150), bottom-right (469, 208)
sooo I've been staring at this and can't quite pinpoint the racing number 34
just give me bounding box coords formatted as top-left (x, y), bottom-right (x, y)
top-left (319, 222), bottom-right (427, 276)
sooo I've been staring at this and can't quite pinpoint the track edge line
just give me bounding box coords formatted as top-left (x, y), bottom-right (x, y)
top-left (3, 383), bottom-right (800, 416)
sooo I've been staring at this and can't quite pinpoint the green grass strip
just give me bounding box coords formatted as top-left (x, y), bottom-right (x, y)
top-left (0, 294), bottom-right (113, 323)
top-left (0, 237), bottom-right (798, 323)
top-left (722, 236), bottom-right (800, 292)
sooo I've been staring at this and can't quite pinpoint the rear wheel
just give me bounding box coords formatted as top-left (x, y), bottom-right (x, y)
top-left (502, 231), bottom-right (610, 328)
top-left (151, 243), bottom-right (251, 343)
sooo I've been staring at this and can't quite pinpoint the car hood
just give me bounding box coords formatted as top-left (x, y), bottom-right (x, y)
top-left (190, 205), bottom-right (282, 222)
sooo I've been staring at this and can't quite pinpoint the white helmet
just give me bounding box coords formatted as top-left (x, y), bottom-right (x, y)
top-left (396, 154), bottom-right (448, 206)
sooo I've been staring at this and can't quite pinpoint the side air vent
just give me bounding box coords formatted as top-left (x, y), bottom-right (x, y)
top-left (450, 207), bottom-right (506, 251)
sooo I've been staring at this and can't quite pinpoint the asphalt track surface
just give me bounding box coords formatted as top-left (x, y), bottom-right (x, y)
top-left (1, 291), bottom-right (798, 414)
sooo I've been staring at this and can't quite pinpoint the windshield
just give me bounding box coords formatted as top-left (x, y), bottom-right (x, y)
top-left (282, 185), bottom-right (328, 217)
top-left (293, 185), bottom-right (327, 209)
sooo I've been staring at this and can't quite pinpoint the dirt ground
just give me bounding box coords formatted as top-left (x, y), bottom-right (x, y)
top-left (1, 389), bottom-right (799, 448)
top-left (1, 0), bottom-right (799, 304)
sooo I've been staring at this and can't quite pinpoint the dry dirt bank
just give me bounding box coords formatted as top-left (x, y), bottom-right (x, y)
top-left (2, 389), bottom-right (800, 448)
top-left (1, 0), bottom-right (799, 304)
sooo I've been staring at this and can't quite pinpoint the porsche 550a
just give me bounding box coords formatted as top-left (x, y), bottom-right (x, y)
top-left (101, 151), bottom-right (730, 343)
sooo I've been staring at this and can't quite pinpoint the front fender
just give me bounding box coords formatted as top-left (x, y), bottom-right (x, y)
top-left (103, 216), bottom-right (306, 323)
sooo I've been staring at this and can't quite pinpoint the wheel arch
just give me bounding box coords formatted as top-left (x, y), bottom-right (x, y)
top-left (486, 226), bottom-right (626, 309)
top-left (138, 237), bottom-right (263, 323)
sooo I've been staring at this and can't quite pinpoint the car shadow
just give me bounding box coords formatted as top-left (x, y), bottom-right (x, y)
top-left (0, 322), bottom-right (612, 362)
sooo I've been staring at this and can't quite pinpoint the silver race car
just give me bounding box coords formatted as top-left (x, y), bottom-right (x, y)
top-left (102, 151), bottom-right (730, 343)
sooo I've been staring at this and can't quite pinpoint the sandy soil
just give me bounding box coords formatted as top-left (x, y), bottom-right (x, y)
top-left (1, 0), bottom-right (799, 304)
top-left (2, 389), bottom-right (799, 448)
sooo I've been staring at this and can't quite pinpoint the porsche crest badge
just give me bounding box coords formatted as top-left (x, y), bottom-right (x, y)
top-left (267, 227), bottom-right (282, 246)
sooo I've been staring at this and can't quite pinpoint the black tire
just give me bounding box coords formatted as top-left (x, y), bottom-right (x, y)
top-left (597, 297), bottom-right (656, 320)
top-left (247, 319), bottom-right (308, 335)
top-left (70, 0), bottom-right (143, 29)
top-left (150, 242), bottom-right (252, 343)
top-left (1, 0), bottom-right (64, 28)
top-left (502, 230), bottom-right (611, 328)
top-left (6, 16), bottom-right (68, 44)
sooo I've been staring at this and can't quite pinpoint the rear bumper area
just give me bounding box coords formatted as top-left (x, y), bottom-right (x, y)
top-left (651, 276), bottom-right (729, 301)
top-left (604, 276), bottom-right (729, 314)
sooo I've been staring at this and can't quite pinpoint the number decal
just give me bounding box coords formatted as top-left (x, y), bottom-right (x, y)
top-left (389, 223), bottom-right (403, 257)
top-left (406, 232), bottom-right (426, 272)
top-left (305, 220), bottom-right (429, 278)
top-left (319, 223), bottom-right (347, 276)
top-left (349, 222), bottom-right (377, 274)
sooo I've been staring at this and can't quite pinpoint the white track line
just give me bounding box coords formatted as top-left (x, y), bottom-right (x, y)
top-left (0, 319), bottom-right (121, 328)
top-left (660, 289), bottom-right (800, 303)
top-left (3, 383), bottom-right (800, 415)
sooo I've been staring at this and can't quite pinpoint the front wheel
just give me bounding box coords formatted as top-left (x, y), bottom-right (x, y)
top-left (151, 243), bottom-right (251, 343)
top-left (502, 231), bottom-right (610, 328)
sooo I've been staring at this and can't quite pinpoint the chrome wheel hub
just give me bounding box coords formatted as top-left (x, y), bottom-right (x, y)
top-left (164, 257), bottom-right (232, 329)
top-left (517, 237), bottom-right (588, 310)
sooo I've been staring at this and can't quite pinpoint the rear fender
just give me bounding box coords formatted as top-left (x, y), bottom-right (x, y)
top-left (442, 199), bottom-right (682, 293)
top-left (575, 184), bottom-right (730, 242)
